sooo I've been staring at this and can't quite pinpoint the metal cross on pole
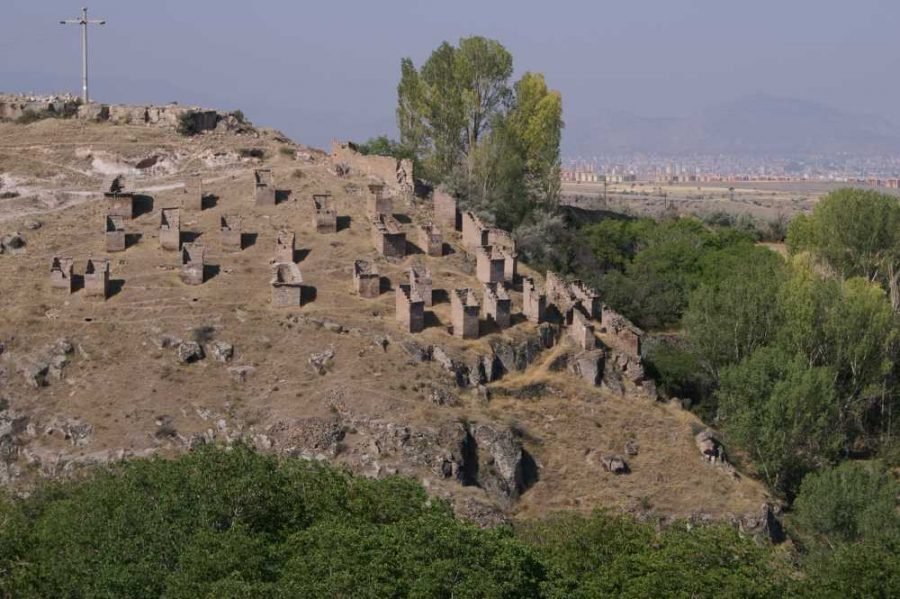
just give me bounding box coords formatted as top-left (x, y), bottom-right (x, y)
top-left (59, 7), bottom-right (106, 104)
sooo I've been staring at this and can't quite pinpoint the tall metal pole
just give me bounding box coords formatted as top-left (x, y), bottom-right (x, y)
top-left (60, 7), bottom-right (106, 104)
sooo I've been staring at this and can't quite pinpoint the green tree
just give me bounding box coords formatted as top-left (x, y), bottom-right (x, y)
top-left (792, 460), bottom-right (900, 550)
top-left (684, 244), bottom-right (786, 376)
top-left (787, 188), bottom-right (900, 310)
top-left (519, 511), bottom-right (784, 597)
top-left (716, 347), bottom-right (844, 495)
top-left (397, 37), bottom-right (512, 182)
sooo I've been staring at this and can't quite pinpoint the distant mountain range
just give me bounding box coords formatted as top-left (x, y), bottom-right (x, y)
top-left (564, 94), bottom-right (900, 157)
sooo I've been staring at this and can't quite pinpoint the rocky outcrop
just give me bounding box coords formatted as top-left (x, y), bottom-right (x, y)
top-left (695, 430), bottom-right (727, 463)
top-left (420, 324), bottom-right (560, 389)
top-left (462, 423), bottom-right (539, 502)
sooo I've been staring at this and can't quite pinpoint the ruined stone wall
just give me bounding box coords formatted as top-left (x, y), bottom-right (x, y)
top-left (330, 141), bottom-right (413, 195)
top-left (546, 271), bottom-right (573, 312)
top-left (462, 212), bottom-right (489, 250)
top-left (312, 194), bottom-right (337, 233)
top-left (396, 284), bottom-right (425, 333)
top-left (159, 208), bottom-right (181, 251)
top-left (271, 262), bottom-right (304, 307)
top-left (409, 266), bottom-right (433, 307)
top-left (183, 175), bottom-right (203, 211)
top-left (105, 216), bottom-right (125, 252)
top-left (254, 169), bottom-right (276, 207)
top-left (50, 257), bottom-right (74, 292)
top-left (105, 194), bottom-right (134, 220)
top-left (476, 247), bottom-right (505, 284)
top-left (371, 216), bottom-right (406, 258)
top-left (483, 283), bottom-right (511, 330)
top-left (275, 230), bottom-right (294, 263)
top-left (418, 224), bottom-right (443, 257)
top-left (571, 280), bottom-right (601, 320)
top-left (366, 187), bottom-right (393, 218)
top-left (84, 258), bottom-right (109, 298)
top-left (570, 308), bottom-right (596, 351)
top-left (0, 94), bottom-right (80, 120)
top-left (180, 244), bottom-right (206, 285)
top-left (354, 260), bottom-right (380, 298)
top-left (221, 215), bottom-right (242, 252)
top-left (601, 305), bottom-right (643, 356)
top-left (522, 277), bottom-right (546, 324)
top-left (451, 289), bottom-right (480, 339)
top-left (0, 95), bottom-right (227, 132)
top-left (433, 188), bottom-right (459, 231)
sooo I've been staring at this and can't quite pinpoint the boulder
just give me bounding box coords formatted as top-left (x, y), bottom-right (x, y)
top-left (601, 454), bottom-right (629, 474)
top-left (695, 430), bottom-right (726, 462)
top-left (228, 365), bottom-right (255, 383)
top-left (176, 341), bottom-right (204, 363)
top-left (309, 348), bottom-right (335, 375)
top-left (23, 219), bottom-right (41, 230)
top-left (208, 341), bottom-right (234, 363)
top-left (0, 233), bottom-right (25, 252)
top-left (401, 341), bottom-right (431, 363)
top-left (20, 361), bottom-right (49, 388)
top-left (465, 424), bottom-right (537, 502)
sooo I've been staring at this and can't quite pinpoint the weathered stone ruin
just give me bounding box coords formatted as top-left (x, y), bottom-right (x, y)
top-left (409, 265), bottom-right (433, 307)
top-left (312, 194), bottom-right (337, 234)
top-left (180, 243), bottom-right (205, 285)
top-left (106, 104), bottom-right (219, 131)
top-left (353, 260), bottom-right (380, 298)
top-left (253, 169), bottom-right (276, 206)
top-left (483, 283), bottom-right (512, 330)
top-left (105, 215), bottom-right (125, 252)
top-left (476, 246), bottom-right (506, 284)
top-left (569, 307), bottom-right (596, 350)
top-left (275, 230), bottom-right (295, 263)
top-left (159, 208), bottom-right (181, 251)
top-left (418, 223), bottom-right (443, 257)
top-left (396, 284), bottom-right (425, 333)
top-left (182, 174), bottom-right (203, 211)
top-left (451, 288), bottom-right (481, 339)
top-left (366, 183), bottom-right (392, 219)
top-left (0, 94), bottom-right (229, 131)
top-left (0, 93), bottom-right (80, 120)
top-left (330, 140), bottom-right (414, 195)
top-left (104, 175), bottom-right (134, 220)
top-left (271, 262), bottom-right (304, 308)
top-left (84, 257), bottom-right (110, 299)
top-left (370, 215), bottom-right (406, 258)
top-left (487, 229), bottom-right (518, 282)
top-left (462, 212), bottom-right (490, 250)
top-left (220, 215), bottom-right (242, 252)
top-left (522, 277), bottom-right (546, 324)
top-left (433, 187), bottom-right (459, 231)
top-left (50, 256), bottom-right (74, 292)
top-left (601, 305), bottom-right (643, 356)
top-left (571, 280), bottom-right (602, 320)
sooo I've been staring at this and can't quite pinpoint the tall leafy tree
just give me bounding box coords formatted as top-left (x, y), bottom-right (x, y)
top-left (787, 188), bottom-right (900, 310)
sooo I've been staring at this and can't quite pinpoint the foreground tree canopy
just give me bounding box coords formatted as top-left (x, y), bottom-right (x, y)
top-left (8, 445), bottom-right (896, 598)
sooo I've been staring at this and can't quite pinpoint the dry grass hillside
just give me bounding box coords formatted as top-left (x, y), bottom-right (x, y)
top-left (0, 117), bottom-right (771, 527)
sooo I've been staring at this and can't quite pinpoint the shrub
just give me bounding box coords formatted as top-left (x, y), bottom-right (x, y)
top-left (238, 148), bottom-right (265, 159)
top-left (279, 147), bottom-right (295, 157)
top-left (176, 111), bottom-right (201, 136)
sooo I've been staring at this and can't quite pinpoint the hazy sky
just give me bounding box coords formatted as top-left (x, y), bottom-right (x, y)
top-left (3, 0), bottom-right (899, 151)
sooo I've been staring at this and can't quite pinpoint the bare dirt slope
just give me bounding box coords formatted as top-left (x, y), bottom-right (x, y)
top-left (0, 118), bottom-right (770, 526)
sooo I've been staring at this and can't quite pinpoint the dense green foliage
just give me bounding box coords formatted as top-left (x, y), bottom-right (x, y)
top-left (576, 216), bottom-right (759, 330)
top-left (0, 445), bottom-right (804, 598)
